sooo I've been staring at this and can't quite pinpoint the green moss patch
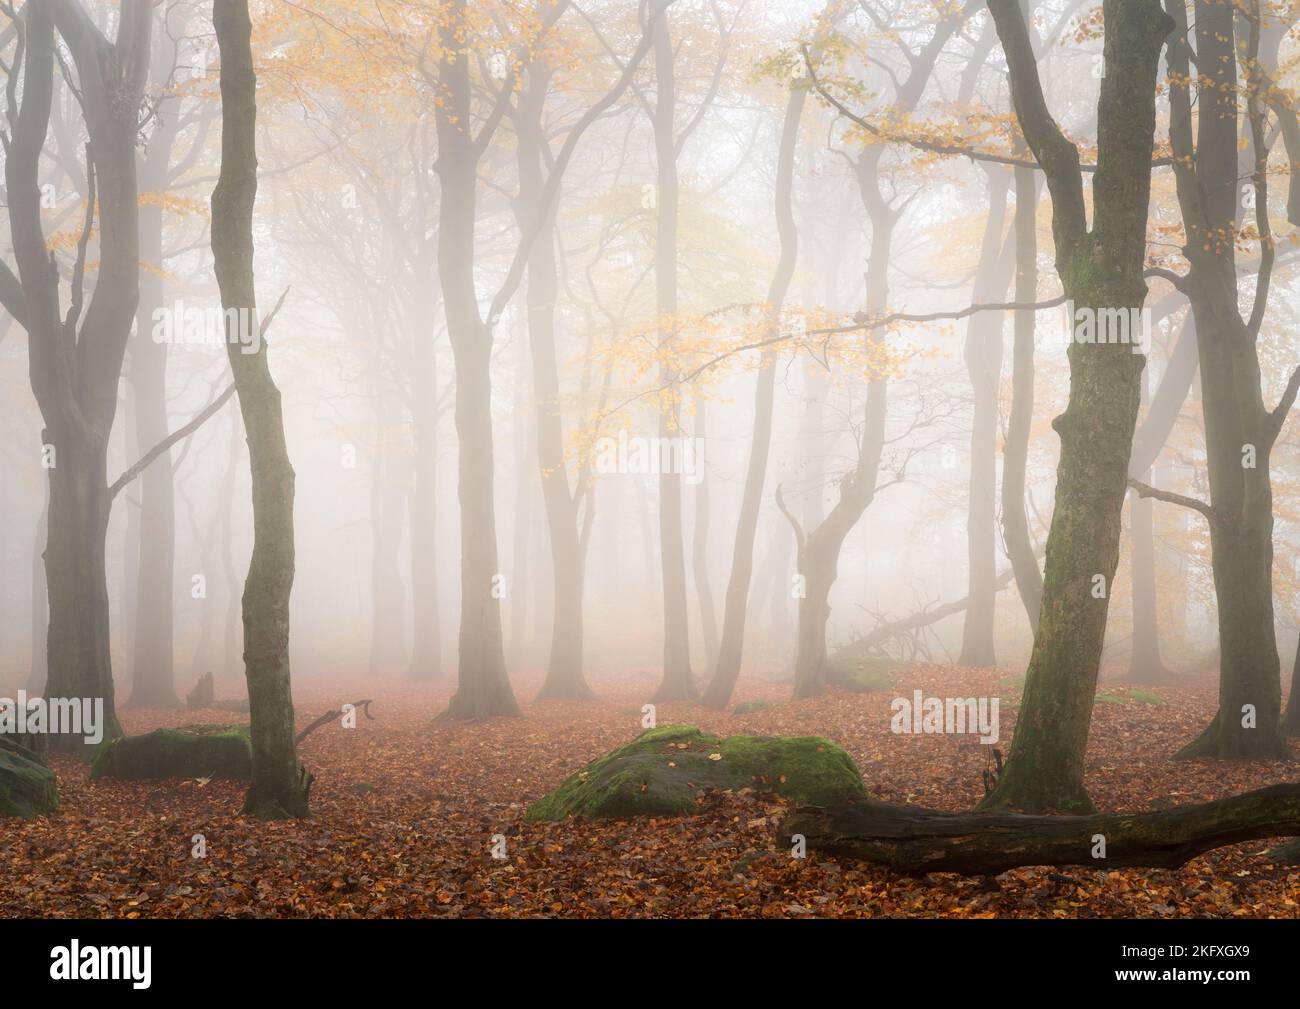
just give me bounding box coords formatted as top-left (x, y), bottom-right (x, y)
top-left (0, 736), bottom-right (59, 819)
top-left (827, 654), bottom-right (902, 693)
top-left (733, 699), bottom-right (772, 715)
top-left (526, 724), bottom-right (867, 821)
top-left (90, 724), bottom-right (252, 782)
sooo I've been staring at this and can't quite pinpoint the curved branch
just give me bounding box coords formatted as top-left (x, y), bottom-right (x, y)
top-left (108, 287), bottom-right (289, 501)
top-left (774, 482), bottom-right (806, 556)
top-left (296, 699), bottom-right (374, 744)
top-left (1127, 476), bottom-right (1218, 526)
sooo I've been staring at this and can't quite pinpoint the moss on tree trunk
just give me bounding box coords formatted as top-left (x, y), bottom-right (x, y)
top-left (212, 0), bottom-right (309, 819)
top-left (980, 0), bottom-right (1173, 813)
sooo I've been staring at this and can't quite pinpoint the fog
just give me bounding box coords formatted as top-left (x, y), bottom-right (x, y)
top-left (0, 0), bottom-right (1294, 736)
top-left (5, 0), bottom-right (1300, 933)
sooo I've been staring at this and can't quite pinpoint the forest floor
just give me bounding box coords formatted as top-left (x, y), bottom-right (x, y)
top-left (2, 664), bottom-right (1299, 918)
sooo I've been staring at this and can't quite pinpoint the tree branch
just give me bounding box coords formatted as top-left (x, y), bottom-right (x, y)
top-left (774, 482), bottom-right (807, 557)
top-left (107, 287), bottom-right (289, 501)
top-left (987, 0), bottom-right (1086, 253)
top-left (296, 699), bottom-right (374, 744)
top-left (1127, 476), bottom-right (1218, 526)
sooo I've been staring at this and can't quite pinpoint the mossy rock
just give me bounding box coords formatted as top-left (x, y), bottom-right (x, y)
top-left (1128, 687), bottom-right (1166, 706)
top-left (90, 724), bottom-right (252, 782)
top-left (0, 727), bottom-right (48, 767)
top-left (0, 736), bottom-right (59, 819)
top-left (526, 724), bottom-right (867, 821)
top-left (827, 654), bottom-right (902, 693)
top-left (733, 699), bottom-right (772, 715)
top-left (0, 704), bottom-right (51, 765)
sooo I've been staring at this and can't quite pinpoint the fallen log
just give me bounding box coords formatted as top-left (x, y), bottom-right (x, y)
top-left (781, 784), bottom-right (1300, 875)
top-left (840, 545), bottom-right (1046, 657)
top-left (296, 699), bottom-right (374, 744)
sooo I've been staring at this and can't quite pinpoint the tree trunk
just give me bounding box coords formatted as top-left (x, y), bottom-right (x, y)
top-left (434, 0), bottom-right (519, 720)
top-left (702, 84), bottom-right (805, 709)
top-left (508, 331), bottom-right (535, 669)
top-left (27, 495), bottom-right (48, 695)
top-left (120, 397), bottom-right (139, 677)
top-left (980, 0), bottom-right (1173, 813)
top-left (127, 108), bottom-right (180, 709)
top-left (212, 0), bottom-right (309, 818)
top-left (367, 422), bottom-right (407, 677)
top-left (959, 168), bottom-right (1014, 666)
top-left (691, 399), bottom-right (719, 674)
top-left (1284, 638), bottom-right (1300, 736)
top-left (1001, 163), bottom-right (1043, 631)
top-left (651, 11), bottom-right (695, 702)
top-left (1124, 309), bottom-right (1198, 683)
top-left (786, 163), bottom-right (890, 698)
top-left (784, 783), bottom-right (1300, 875)
top-left (44, 434), bottom-right (121, 749)
top-left (407, 297), bottom-right (442, 681)
top-left (513, 59), bottom-right (592, 698)
top-left (1163, 0), bottom-right (1287, 759)
top-left (444, 333), bottom-right (519, 719)
top-left (1127, 474), bottom-right (1173, 682)
top-left (221, 416), bottom-right (242, 682)
top-left (6, 2), bottom-right (155, 753)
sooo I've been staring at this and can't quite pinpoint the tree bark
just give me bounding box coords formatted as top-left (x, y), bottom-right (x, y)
top-left (1123, 309), bottom-right (1198, 683)
top-left (367, 418), bottom-right (407, 677)
top-left (1125, 368), bottom-right (1174, 685)
top-left (1284, 638), bottom-right (1300, 736)
top-left (959, 168), bottom-right (1014, 666)
top-left (784, 784), bottom-right (1300, 875)
top-left (980, 0), bottom-right (1173, 813)
top-left (784, 170), bottom-right (889, 698)
top-left (127, 66), bottom-right (181, 709)
top-left (212, 0), bottom-right (309, 818)
top-left (434, 0), bottom-right (520, 719)
top-left (651, 10), bottom-right (695, 702)
top-left (5, 1), bottom-right (156, 752)
top-left (702, 84), bottom-right (805, 710)
top-left (1162, 0), bottom-right (1288, 759)
top-left (1001, 162), bottom-right (1043, 631)
top-left (515, 98), bottom-right (592, 699)
top-left (691, 399), bottom-right (719, 674)
top-left (407, 290), bottom-right (442, 682)
top-left (27, 495), bottom-right (48, 695)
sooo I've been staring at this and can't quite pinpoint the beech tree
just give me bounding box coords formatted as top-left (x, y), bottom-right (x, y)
top-left (433, 0), bottom-right (670, 718)
top-left (212, 0), bottom-right (309, 818)
top-left (0, 0), bottom-right (156, 751)
top-left (1130, 0), bottom-right (1300, 759)
top-left (978, 0), bottom-right (1174, 813)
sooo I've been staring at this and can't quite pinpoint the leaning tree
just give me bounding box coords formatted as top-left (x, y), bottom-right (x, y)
top-left (211, 0), bottom-right (310, 818)
top-left (978, 0), bottom-right (1174, 813)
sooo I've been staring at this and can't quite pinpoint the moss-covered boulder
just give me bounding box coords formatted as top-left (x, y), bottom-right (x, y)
top-left (0, 736), bottom-right (59, 818)
top-left (90, 724), bottom-right (252, 782)
top-left (527, 724), bottom-right (867, 821)
top-left (733, 698), bottom-right (772, 715)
